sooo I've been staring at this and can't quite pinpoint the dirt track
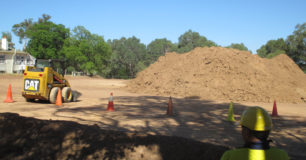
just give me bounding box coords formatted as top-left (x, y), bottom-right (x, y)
top-left (0, 75), bottom-right (306, 159)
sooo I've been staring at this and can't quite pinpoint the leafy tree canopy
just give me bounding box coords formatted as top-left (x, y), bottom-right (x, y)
top-left (107, 37), bottom-right (147, 78)
top-left (226, 43), bottom-right (250, 52)
top-left (63, 26), bottom-right (111, 76)
top-left (256, 38), bottom-right (287, 58)
top-left (256, 23), bottom-right (305, 72)
top-left (147, 38), bottom-right (176, 55)
top-left (177, 29), bottom-right (217, 53)
top-left (286, 23), bottom-right (306, 64)
top-left (25, 21), bottom-right (69, 59)
top-left (12, 14), bottom-right (51, 44)
top-left (146, 38), bottom-right (177, 64)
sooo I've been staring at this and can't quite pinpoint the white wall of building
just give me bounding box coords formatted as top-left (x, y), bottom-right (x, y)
top-left (1, 37), bottom-right (8, 50)
top-left (6, 54), bottom-right (14, 73)
top-left (0, 50), bottom-right (36, 73)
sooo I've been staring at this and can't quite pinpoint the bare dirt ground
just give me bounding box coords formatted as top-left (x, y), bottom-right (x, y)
top-left (0, 74), bottom-right (306, 159)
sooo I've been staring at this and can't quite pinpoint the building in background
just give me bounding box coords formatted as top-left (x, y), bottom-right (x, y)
top-left (0, 35), bottom-right (15, 50)
top-left (0, 36), bottom-right (36, 73)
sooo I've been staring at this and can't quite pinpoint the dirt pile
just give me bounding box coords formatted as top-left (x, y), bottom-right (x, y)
top-left (0, 113), bottom-right (227, 160)
top-left (128, 47), bottom-right (306, 103)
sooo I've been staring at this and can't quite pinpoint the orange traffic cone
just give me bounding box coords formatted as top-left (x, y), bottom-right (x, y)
top-left (4, 84), bottom-right (14, 103)
top-left (107, 92), bottom-right (114, 111)
top-left (272, 100), bottom-right (278, 117)
top-left (56, 88), bottom-right (62, 106)
top-left (166, 96), bottom-right (173, 116)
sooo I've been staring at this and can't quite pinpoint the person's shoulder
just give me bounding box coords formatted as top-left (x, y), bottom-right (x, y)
top-left (269, 147), bottom-right (288, 153)
top-left (269, 147), bottom-right (290, 159)
top-left (220, 148), bottom-right (248, 160)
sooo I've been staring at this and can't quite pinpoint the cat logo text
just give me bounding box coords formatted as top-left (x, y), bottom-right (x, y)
top-left (24, 79), bottom-right (40, 92)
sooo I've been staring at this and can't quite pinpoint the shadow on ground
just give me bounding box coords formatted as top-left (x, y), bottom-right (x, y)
top-left (53, 96), bottom-right (245, 146)
top-left (53, 96), bottom-right (306, 160)
top-left (1, 95), bottom-right (305, 159)
top-left (0, 113), bottom-right (227, 160)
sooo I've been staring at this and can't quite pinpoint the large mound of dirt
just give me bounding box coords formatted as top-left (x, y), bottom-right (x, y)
top-left (0, 113), bottom-right (227, 160)
top-left (128, 47), bottom-right (306, 103)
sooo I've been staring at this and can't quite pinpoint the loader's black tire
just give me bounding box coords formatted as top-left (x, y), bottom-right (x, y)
top-left (71, 91), bottom-right (77, 102)
top-left (25, 98), bottom-right (35, 102)
top-left (62, 87), bottom-right (72, 102)
top-left (49, 87), bottom-right (59, 104)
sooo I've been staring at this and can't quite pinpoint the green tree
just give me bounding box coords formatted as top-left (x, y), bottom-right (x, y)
top-left (266, 50), bottom-right (286, 59)
top-left (147, 38), bottom-right (176, 64)
top-left (71, 26), bottom-right (92, 40)
top-left (61, 39), bottom-right (87, 73)
top-left (177, 29), bottom-right (217, 53)
top-left (256, 38), bottom-right (287, 58)
top-left (12, 14), bottom-right (52, 46)
top-left (12, 18), bottom-right (33, 44)
top-left (89, 34), bottom-right (112, 75)
top-left (38, 14), bottom-right (51, 24)
top-left (286, 23), bottom-right (306, 66)
top-left (108, 37), bottom-right (147, 78)
top-left (25, 21), bottom-right (69, 59)
top-left (62, 26), bottom-right (111, 76)
top-left (226, 43), bottom-right (249, 51)
top-left (256, 46), bottom-right (268, 58)
top-left (256, 23), bottom-right (305, 72)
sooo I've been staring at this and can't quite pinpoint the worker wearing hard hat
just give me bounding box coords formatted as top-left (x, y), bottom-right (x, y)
top-left (221, 106), bottom-right (289, 160)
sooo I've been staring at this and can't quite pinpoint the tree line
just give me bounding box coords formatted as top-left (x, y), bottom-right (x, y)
top-left (256, 23), bottom-right (306, 72)
top-left (3, 14), bottom-right (305, 78)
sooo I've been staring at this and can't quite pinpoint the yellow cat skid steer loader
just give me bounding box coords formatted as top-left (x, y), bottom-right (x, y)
top-left (22, 59), bottom-right (75, 103)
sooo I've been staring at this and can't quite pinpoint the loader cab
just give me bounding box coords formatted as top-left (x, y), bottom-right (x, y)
top-left (34, 59), bottom-right (66, 76)
top-left (35, 59), bottom-right (51, 71)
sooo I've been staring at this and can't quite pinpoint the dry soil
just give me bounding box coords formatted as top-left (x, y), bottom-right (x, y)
top-left (0, 47), bottom-right (306, 159)
top-left (0, 74), bottom-right (305, 159)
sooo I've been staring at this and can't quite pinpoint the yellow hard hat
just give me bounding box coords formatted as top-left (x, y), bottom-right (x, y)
top-left (240, 106), bottom-right (272, 131)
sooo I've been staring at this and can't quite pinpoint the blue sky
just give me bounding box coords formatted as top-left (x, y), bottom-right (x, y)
top-left (0, 0), bottom-right (305, 53)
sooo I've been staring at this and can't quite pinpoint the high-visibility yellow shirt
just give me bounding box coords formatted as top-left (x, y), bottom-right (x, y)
top-left (220, 147), bottom-right (289, 160)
